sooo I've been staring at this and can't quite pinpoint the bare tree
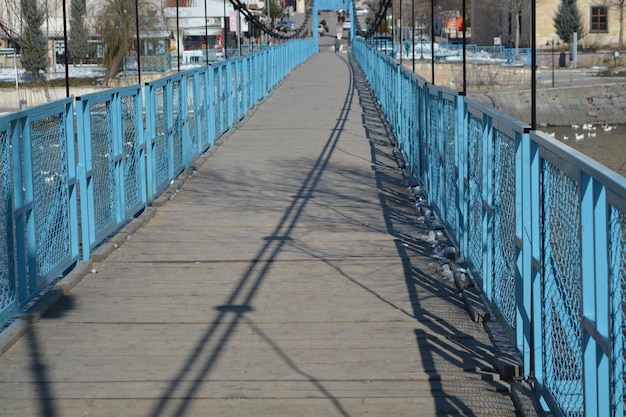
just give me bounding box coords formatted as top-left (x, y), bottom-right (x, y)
top-left (507, 0), bottom-right (528, 53)
top-left (97, 0), bottom-right (168, 83)
top-left (0, 0), bottom-right (22, 44)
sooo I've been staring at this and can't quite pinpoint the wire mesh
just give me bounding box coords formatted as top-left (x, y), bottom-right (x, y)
top-left (492, 129), bottom-right (517, 328)
top-left (31, 114), bottom-right (71, 277)
top-left (214, 68), bottom-right (222, 137)
top-left (220, 68), bottom-right (228, 133)
top-left (154, 85), bottom-right (169, 192)
top-left (0, 129), bottom-right (16, 318)
top-left (186, 76), bottom-right (198, 156)
top-left (89, 101), bottom-right (116, 237)
top-left (442, 97), bottom-right (457, 232)
top-left (236, 64), bottom-right (244, 120)
top-left (198, 71), bottom-right (209, 150)
top-left (542, 159), bottom-right (583, 417)
top-left (467, 113), bottom-right (483, 274)
top-left (610, 206), bottom-right (626, 417)
top-left (172, 79), bottom-right (183, 174)
top-left (419, 87), bottom-right (428, 182)
top-left (428, 94), bottom-right (442, 207)
top-left (121, 94), bottom-right (142, 215)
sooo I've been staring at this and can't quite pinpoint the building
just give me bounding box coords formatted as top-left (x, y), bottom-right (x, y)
top-left (471, 0), bottom-right (623, 48)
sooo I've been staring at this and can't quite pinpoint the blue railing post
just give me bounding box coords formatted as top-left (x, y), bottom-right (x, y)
top-left (581, 174), bottom-right (611, 417)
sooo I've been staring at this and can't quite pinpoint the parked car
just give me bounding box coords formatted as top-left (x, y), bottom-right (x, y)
top-left (275, 20), bottom-right (300, 32)
top-left (342, 20), bottom-right (351, 30)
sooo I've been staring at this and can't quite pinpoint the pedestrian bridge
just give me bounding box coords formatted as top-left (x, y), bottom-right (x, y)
top-left (0, 32), bottom-right (625, 417)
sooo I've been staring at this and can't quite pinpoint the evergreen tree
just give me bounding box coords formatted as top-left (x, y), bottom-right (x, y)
top-left (553, 0), bottom-right (586, 43)
top-left (69, 0), bottom-right (89, 65)
top-left (20, 0), bottom-right (48, 78)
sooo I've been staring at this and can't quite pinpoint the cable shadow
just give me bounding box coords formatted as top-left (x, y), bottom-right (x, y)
top-left (147, 55), bottom-right (358, 417)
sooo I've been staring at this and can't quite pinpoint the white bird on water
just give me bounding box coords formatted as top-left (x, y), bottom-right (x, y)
top-left (563, 135), bottom-right (569, 140)
top-left (575, 133), bottom-right (585, 141)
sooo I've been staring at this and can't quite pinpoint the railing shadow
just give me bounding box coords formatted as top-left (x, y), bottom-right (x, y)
top-left (347, 52), bottom-right (514, 414)
top-left (146, 53), bottom-right (357, 417)
top-left (23, 294), bottom-right (76, 417)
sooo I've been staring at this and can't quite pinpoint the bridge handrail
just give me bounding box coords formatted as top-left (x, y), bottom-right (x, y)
top-left (353, 37), bottom-right (626, 417)
top-left (0, 38), bottom-right (316, 330)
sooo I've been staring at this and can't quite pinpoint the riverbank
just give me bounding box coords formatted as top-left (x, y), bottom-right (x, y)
top-left (468, 81), bottom-right (626, 127)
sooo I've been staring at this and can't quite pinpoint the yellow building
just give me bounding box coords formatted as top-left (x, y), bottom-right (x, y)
top-left (472, 0), bottom-right (623, 49)
top-left (537, 0), bottom-right (623, 48)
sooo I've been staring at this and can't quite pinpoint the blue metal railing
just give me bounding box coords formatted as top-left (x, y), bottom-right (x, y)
top-left (353, 38), bottom-right (626, 417)
top-left (0, 38), bottom-right (316, 328)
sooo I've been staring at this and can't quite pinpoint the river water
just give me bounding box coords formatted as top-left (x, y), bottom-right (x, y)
top-left (541, 124), bottom-right (626, 178)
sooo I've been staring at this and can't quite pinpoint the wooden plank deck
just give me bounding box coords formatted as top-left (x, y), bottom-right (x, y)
top-left (0, 38), bottom-right (525, 417)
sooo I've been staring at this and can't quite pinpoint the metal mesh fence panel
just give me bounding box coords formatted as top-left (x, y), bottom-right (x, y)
top-left (610, 206), bottom-right (626, 417)
top-left (220, 68), bottom-right (228, 133)
top-left (236, 63), bottom-right (244, 120)
top-left (172, 79), bottom-right (183, 174)
top-left (89, 101), bottom-right (116, 237)
top-left (154, 86), bottom-right (169, 191)
top-left (187, 76), bottom-right (198, 157)
top-left (198, 71), bottom-right (209, 150)
top-left (467, 113), bottom-right (483, 274)
top-left (428, 94), bottom-right (442, 207)
top-left (542, 159), bottom-right (583, 417)
top-left (0, 128), bottom-right (16, 319)
top-left (31, 114), bottom-right (71, 277)
top-left (492, 129), bottom-right (517, 328)
top-left (442, 97), bottom-right (457, 232)
top-left (121, 94), bottom-right (142, 215)
top-left (419, 86), bottom-right (428, 182)
top-left (214, 68), bottom-right (221, 138)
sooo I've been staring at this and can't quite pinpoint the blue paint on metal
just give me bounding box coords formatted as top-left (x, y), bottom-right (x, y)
top-left (0, 38), bottom-right (315, 330)
top-left (352, 37), bottom-right (626, 417)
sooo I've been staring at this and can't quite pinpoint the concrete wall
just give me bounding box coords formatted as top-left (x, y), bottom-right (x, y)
top-left (0, 86), bottom-right (106, 112)
top-left (405, 61), bottom-right (532, 90)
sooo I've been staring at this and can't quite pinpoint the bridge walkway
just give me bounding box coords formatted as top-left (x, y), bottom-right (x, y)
top-left (0, 39), bottom-right (527, 416)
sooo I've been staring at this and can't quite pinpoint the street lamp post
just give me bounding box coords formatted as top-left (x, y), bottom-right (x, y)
top-left (546, 39), bottom-right (560, 88)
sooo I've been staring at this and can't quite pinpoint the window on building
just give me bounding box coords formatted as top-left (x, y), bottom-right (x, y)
top-left (590, 6), bottom-right (608, 33)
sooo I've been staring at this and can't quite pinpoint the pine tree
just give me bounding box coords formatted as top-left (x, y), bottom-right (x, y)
top-left (69, 0), bottom-right (89, 65)
top-left (553, 0), bottom-right (586, 43)
top-left (20, 0), bottom-right (48, 78)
